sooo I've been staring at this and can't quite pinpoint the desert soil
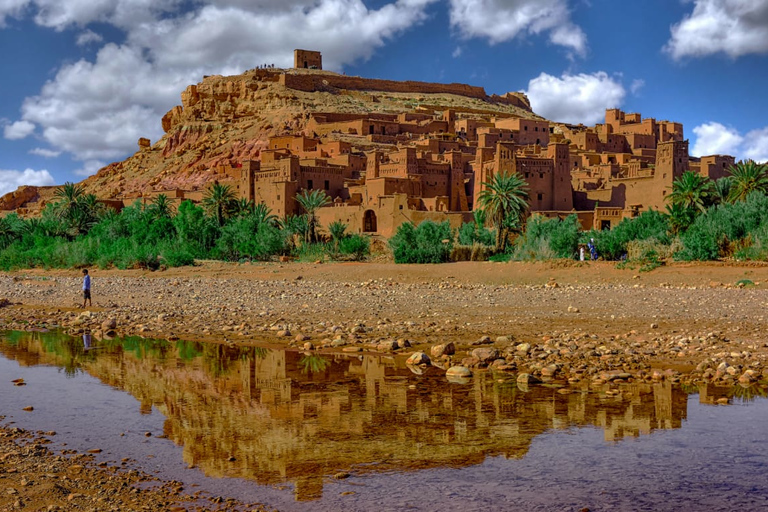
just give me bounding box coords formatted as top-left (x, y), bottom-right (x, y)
top-left (2, 259), bottom-right (768, 511)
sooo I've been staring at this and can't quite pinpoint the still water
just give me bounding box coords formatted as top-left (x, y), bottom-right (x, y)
top-left (1, 330), bottom-right (768, 511)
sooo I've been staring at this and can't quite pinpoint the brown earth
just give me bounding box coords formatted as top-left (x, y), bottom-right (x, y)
top-left (2, 260), bottom-right (768, 511)
top-left (0, 422), bottom-right (268, 512)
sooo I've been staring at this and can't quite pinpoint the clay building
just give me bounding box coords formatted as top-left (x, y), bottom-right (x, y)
top-left (294, 49), bottom-right (322, 70)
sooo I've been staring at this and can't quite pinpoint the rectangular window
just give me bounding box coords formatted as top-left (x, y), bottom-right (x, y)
top-left (324, 180), bottom-right (330, 190)
top-left (307, 180), bottom-right (313, 189)
top-left (537, 193), bottom-right (543, 200)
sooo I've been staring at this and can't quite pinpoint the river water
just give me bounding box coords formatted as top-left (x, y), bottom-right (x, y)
top-left (1, 330), bottom-right (768, 511)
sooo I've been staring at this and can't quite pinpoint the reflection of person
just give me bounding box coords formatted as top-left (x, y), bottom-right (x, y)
top-left (83, 333), bottom-right (92, 350)
top-left (588, 238), bottom-right (598, 261)
top-left (81, 269), bottom-right (92, 308)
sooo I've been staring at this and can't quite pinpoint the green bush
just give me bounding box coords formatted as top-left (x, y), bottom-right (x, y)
top-left (389, 220), bottom-right (453, 263)
top-left (677, 192), bottom-right (768, 260)
top-left (513, 215), bottom-right (580, 260)
top-left (450, 243), bottom-right (493, 262)
top-left (338, 234), bottom-right (370, 261)
top-left (458, 221), bottom-right (495, 246)
top-left (588, 210), bottom-right (670, 260)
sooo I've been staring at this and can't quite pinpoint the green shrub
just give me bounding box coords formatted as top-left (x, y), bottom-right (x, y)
top-left (677, 192), bottom-right (768, 260)
top-left (338, 234), bottom-right (370, 261)
top-left (450, 243), bottom-right (493, 262)
top-left (513, 215), bottom-right (580, 260)
top-left (458, 221), bottom-right (495, 246)
top-left (588, 210), bottom-right (670, 260)
top-left (389, 220), bottom-right (453, 264)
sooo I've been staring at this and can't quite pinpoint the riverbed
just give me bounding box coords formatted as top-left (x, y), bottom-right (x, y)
top-left (2, 329), bottom-right (768, 511)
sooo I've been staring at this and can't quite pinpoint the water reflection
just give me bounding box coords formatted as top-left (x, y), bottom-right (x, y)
top-left (0, 330), bottom-right (761, 502)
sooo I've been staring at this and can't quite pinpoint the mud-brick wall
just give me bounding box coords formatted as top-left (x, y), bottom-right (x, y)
top-left (280, 73), bottom-right (488, 100)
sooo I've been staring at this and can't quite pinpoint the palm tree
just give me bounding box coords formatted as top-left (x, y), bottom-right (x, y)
top-left (667, 170), bottom-right (713, 213)
top-left (328, 220), bottom-right (347, 251)
top-left (202, 183), bottom-right (236, 226)
top-left (477, 171), bottom-right (529, 252)
top-left (52, 182), bottom-right (85, 221)
top-left (295, 189), bottom-right (331, 243)
top-left (149, 194), bottom-right (174, 219)
top-left (665, 202), bottom-right (695, 235)
top-left (251, 202), bottom-right (278, 227)
top-left (231, 198), bottom-right (255, 217)
top-left (727, 160), bottom-right (768, 202)
top-left (712, 176), bottom-right (732, 205)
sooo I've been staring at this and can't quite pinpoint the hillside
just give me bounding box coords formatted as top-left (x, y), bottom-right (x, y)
top-left (1, 67), bottom-right (539, 212)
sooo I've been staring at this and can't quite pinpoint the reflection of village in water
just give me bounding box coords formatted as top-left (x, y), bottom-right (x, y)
top-left (1, 330), bottom-right (762, 501)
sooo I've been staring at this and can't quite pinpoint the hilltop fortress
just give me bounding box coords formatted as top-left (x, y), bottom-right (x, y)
top-left (1, 50), bottom-right (736, 236)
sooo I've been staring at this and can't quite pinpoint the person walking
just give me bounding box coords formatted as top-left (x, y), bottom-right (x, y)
top-left (81, 269), bottom-right (92, 308)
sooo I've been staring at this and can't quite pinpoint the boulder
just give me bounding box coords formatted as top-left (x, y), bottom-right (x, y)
top-left (471, 347), bottom-right (500, 363)
top-left (431, 342), bottom-right (455, 358)
top-left (406, 352), bottom-right (431, 366)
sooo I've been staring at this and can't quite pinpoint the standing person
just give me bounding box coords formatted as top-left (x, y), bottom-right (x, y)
top-left (81, 269), bottom-right (92, 308)
top-left (588, 238), bottom-right (598, 261)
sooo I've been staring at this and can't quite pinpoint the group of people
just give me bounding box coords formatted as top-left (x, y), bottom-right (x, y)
top-left (579, 239), bottom-right (599, 261)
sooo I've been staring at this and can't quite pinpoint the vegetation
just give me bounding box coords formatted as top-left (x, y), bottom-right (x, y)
top-left (389, 220), bottom-right (453, 263)
top-left (0, 185), bottom-right (370, 271)
top-left (512, 214), bottom-right (580, 260)
top-left (477, 171), bottom-right (529, 252)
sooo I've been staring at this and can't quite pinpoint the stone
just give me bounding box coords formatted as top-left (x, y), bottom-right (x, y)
top-left (101, 318), bottom-right (117, 330)
top-left (471, 347), bottom-right (500, 363)
top-left (567, 306), bottom-right (579, 313)
top-left (406, 352), bottom-right (430, 366)
top-left (446, 366), bottom-right (472, 378)
top-left (516, 373), bottom-right (541, 384)
top-left (303, 342), bottom-right (314, 351)
top-left (431, 342), bottom-right (455, 358)
top-left (473, 335), bottom-right (492, 345)
top-left (396, 338), bottom-right (411, 349)
top-left (515, 343), bottom-right (531, 354)
top-left (377, 340), bottom-right (398, 351)
top-left (277, 329), bottom-right (291, 337)
top-left (495, 335), bottom-right (512, 344)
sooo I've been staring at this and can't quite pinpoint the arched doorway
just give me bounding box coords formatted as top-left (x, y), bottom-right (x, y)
top-left (363, 210), bottom-right (377, 233)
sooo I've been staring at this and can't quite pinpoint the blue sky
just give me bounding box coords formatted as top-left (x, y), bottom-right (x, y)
top-left (2, 0), bottom-right (768, 196)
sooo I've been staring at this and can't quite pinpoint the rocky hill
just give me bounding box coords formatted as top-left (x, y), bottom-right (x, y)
top-left (2, 67), bottom-right (539, 212)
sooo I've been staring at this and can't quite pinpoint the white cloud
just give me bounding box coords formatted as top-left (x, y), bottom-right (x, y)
top-left (524, 71), bottom-right (626, 125)
top-left (691, 122), bottom-right (743, 157)
top-left (0, 0), bottom-right (28, 26)
top-left (3, 120), bottom-right (35, 140)
top-left (29, 147), bottom-right (62, 158)
top-left (76, 29), bottom-right (103, 46)
top-left (0, 168), bottom-right (55, 196)
top-left (691, 122), bottom-right (768, 163)
top-left (73, 159), bottom-right (106, 177)
top-left (8, 0), bottom-right (439, 166)
top-left (744, 127), bottom-right (768, 163)
top-left (452, 46), bottom-right (462, 58)
top-left (666, 0), bottom-right (768, 59)
top-left (630, 79), bottom-right (645, 95)
top-left (448, 0), bottom-right (586, 56)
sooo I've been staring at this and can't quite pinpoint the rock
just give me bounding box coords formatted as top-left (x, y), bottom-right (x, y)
top-left (515, 343), bottom-right (531, 354)
top-left (431, 342), bottom-right (455, 358)
top-left (540, 364), bottom-right (559, 377)
top-left (22, 406), bottom-right (33, 412)
top-left (446, 366), bottom-right (472, 378)
top-left (567, 306), bottom-right (579, 313)
top-left (101, 318), bottom-right (117, 330)
top-left (302, 342), bottom-right (314, 351)
top-left (342, 347), bottom-right (362, 352)
top-left (473, 335), bottom-right (492, 345)
top-left (377, 340), bottom-right (398, 351)
top-left (396, 338), bottom-right (411, 349)
top-left (295, 334), bottom-right (308, 342)
top-left (277, 329), bottom-right (291, 337)
top-left (471, 347), bottom-right (500, 363)
top-left (406, 352), bottom-right (430, 366)
top-left (516, 373), bottom-right (541, 384)
top-left (495, 335), bottom-right (512, 344)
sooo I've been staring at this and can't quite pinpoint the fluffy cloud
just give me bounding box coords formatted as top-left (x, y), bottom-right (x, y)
top-left (692, 122), bottom-right (768, 162)
top-left (3, 120), bottom-right (35, 140)
top-left (691, 122), bottom-right (743, 157)
top-left (0, 168), bottom-right (55, 196)
top-left (29, 147), bottom-right (62, 158)
top-left (666, 0), bottom-right (768, 59)
top-left (76, 29), bottom-right (103, 46)
top-left (8, 0), bottom-right (439, 166)
top-left (524, 71), bottom-right (625, 125)
top-left (448, 0), bottom-right (586, 56)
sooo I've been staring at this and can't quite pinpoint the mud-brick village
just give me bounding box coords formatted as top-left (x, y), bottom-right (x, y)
top-left (2, 2), bottom-right (768, 511)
